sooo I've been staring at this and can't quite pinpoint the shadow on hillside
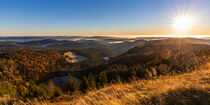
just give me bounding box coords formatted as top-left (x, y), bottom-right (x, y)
top-left (150, 88), bottom-right (210, 105)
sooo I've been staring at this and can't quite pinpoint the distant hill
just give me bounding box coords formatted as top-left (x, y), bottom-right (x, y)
top-left (83, 38), bottom-right (210, 85)
top-left (126, 38), bottom-right (209, 54)
top-left (112, 38), bottom-right (210, 65)
top-left (0, 37), bottom-right (209, 55)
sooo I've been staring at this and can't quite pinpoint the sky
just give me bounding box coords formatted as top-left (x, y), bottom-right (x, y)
top-left (0, 0), bottom-right (210, 37)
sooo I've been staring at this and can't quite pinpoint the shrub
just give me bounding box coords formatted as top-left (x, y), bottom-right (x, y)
top-left (0, 81), bottom-right (16, 97)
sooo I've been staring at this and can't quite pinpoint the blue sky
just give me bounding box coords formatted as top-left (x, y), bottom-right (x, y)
top-left (0, 0), bottom-right (210, 36)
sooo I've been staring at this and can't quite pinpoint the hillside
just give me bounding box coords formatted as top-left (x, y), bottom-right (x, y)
top-left (34, 39), bottom-right (210, 105)
top-left (125, 38), bottom-right (210, 55)
top-left (81, 39), bottom-right (210, 86)
top-left (0, 38), bottom-right (209, 105)
top-left (41, 64), bottom-right (210, 105)
top-left (0, 50), bottom-right (65, 82)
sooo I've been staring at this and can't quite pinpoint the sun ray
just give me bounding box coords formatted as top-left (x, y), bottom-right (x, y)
top-left (173, 16), bottom-right (194, 32)
top-left (169, 7), bottom-right (198, 37)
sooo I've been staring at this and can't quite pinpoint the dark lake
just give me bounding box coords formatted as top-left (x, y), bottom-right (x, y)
top-left (45, 76), bottom-right (81, 87)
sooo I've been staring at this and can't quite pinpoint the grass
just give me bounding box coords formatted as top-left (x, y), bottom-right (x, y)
top-left (1, 65), bottom-right (209, 105)
top-left (43, 64), bottom-right (210, 105)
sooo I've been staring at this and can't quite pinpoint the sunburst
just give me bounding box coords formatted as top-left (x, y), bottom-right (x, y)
top-left (172, 16), bottom-right (194, 32)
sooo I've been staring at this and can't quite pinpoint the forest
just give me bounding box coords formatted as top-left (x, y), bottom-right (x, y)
top-left (0, 39), bottom-right (209, 104)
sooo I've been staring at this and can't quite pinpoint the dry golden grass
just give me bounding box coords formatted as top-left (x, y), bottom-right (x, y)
top-left (39, 65), bottom-right (210, 105)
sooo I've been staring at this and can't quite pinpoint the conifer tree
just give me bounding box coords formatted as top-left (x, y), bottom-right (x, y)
top-left (88, 73), bottom-right (97, 90)
top-left (82, 76), bottom-right (90, 90)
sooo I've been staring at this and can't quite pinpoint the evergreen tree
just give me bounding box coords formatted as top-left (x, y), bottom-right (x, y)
top-left (82, 76), bottom-right (90, 90)
top-left (99, 72), bottom-right (108, 86)
top-left (88, 73), bottom-right (97, 90)
top-left (66, 73), bottom-right (80, 92)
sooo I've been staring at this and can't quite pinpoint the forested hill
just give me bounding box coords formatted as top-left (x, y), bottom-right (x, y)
top-left (125, 38), bottom-right (210, 55)
top-left (83, 39), bottom-right (210, 86)
top-left (111, 38), bottom-right (210, 66)
top-left (34, 39), bottom-right (210, 104)
top-left (54, 65), bottom-right (210, 105)
top-left (0, 50), bottom-right (65, 82)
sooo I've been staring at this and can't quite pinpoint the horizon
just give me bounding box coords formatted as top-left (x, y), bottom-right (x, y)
top-left (0, 35), bottom-right (210, 38)
top-left (0, 0), bottom-right (210, 36)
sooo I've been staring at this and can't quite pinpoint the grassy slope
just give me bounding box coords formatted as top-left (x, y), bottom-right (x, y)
top-left (44, 64), bottom-right (210, 105)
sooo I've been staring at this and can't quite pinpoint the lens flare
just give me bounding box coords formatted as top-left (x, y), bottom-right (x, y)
top-left (173, 16), bottom-right (194, 32)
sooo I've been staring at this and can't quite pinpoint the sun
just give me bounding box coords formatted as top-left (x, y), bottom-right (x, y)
top-left (172, 16), bottom-right (194, 32)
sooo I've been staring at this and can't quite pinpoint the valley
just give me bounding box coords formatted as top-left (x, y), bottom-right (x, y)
top-left (0, 36), bottom-right (209, 105)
